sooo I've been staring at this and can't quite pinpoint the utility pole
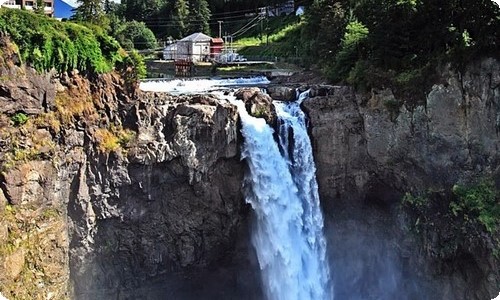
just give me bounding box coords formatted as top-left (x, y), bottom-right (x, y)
top-left (218, 21), bottom-right (223, 38)
top-left (260, 15), bottom-right (264, 43)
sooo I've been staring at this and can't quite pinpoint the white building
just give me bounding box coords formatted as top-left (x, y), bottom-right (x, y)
top-left (166, 32), bottom-right (212, 62)
top-left (1, 0), bottom-right (54, 16)
top-left (259, 0), bottom-right (294, 17)
top-left (163, 43), bottom-right (177, 60)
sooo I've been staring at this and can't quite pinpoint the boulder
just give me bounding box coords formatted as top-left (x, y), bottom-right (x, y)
top-left (235, 87), bottom-right (276, 126)
top-left (267, 86), bottom-right (296, 101)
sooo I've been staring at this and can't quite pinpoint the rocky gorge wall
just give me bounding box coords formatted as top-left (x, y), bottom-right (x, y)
top-left (0, 41), bottom-right (498, 300)
top-left (302, 57), bottom-right (500, 299)
top-left (0, 48), bottom-right (258, 298)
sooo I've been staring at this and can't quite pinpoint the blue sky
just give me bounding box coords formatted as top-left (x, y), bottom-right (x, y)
top-left (61, 0), bottom-right (120, 7)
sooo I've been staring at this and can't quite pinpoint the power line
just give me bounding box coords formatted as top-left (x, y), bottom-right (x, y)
top-left (231, 14), bottom-right (263, 36)
top-left (143, 13), bottom-right (259, 26)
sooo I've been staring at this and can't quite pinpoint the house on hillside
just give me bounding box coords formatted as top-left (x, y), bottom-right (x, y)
top-left (163, 32), bottom-right (225, 62)
top-left (259, 0), bottom-right (294, 17)
top-left (1, 0), bottom-right (54, 16)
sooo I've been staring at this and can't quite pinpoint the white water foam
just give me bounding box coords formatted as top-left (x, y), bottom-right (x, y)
top-left (233, 90), bottom-right (331, 300)
top-left (139, 76), bottom-right (270, 94)
top-left (137, 77), bottom-right (331, 299)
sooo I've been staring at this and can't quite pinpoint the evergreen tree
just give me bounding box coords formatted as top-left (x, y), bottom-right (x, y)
top-left (171, 0), bottom-right (190, 38)
top-left (73, 0), bottom-right (107, 26)
top-left (188, 0), bottom-right (211, 34)
top-left (123, 0), bottom-right (163, 22)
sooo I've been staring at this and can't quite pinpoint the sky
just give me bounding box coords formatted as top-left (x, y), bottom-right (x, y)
top-left (493, 0), bottom-right (500, 6)
top-left (61, 0), bottom-right (120, 7)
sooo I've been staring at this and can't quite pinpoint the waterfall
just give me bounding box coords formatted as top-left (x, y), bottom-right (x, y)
top-left (234, 90), bottom-right (331, 300)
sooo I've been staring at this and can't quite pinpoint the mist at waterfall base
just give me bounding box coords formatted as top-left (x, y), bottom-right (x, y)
top-left (138, 77), bottom-right (433, 300)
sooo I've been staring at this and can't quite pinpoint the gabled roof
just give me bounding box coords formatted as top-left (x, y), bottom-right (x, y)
top-left (180, 32), bottom-right (212, 42)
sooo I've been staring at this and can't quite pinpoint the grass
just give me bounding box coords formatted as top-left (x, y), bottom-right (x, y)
top-left (0, 202), bottom-right (69, 299)
top-left (54, 91), bottom-right (97, 125)
top-left (234, 16), bottom-right (303, 59)
top-left (94, 126), bottom-right (136, 154)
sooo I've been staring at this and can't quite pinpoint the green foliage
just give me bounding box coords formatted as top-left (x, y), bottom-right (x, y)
top-left (72, 0), bottom-right (108, 27)
top-left (34, 0), bottom-right (45, 15)
top-left (451, 180), bottom-right (500, 233)
top-left (171, 0), bottom-right (190, 38)
top-left (402, 180), bottom-right (500, 259)
top-left (11, 113), bottom-right (29, 126)
top-left (236, 16), bottom-right (304, 58)
top-left (0, 9), bottom-right (122, 73)
top-left (188, 0), bottom-right (211, 35)
top-left (115, 21), bottom-right (157, 50)
top-left (327, 20), bottom-right (368, 82)
top-left (117, 49), bottom-right (146, 88)
top-left (299, 0), bottom-right (500, 101)
top-left (302, 1), bottom-right (347, 68)
top-left (402, 192), bottom-right (428, 215)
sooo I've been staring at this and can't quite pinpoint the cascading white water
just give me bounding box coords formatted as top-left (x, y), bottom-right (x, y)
top-left (234, 90), bottom-right (331, 300)
top-left (138, 78), bottom-right (331, 299)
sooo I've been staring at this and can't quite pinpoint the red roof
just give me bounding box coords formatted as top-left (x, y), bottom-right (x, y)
top-left (211, 38), bottom-right (224, 44)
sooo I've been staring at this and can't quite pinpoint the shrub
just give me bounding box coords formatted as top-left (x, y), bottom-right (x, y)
top-left (0, 9), bottom-right (122, 73)
top-left (451, 180), bottom-right (499, 233)
top-left (11, 112), bottom-right (28, 126)
top-left (327, 20), bottom-right (368, 82)
top-left (117, 49), bottom-right (146, 90)
top-left (94, 126), bottom-right (136, 154)
top-left (94, 128), bottom-right (120, 153)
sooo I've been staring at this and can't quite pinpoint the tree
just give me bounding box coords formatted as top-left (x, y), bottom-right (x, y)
top-left (188, 0), bottom-right (211, 34)
top-left (34, 0), bottom-right (45, 14)
top-left (73, 0), bottom-right (108, 27)
top-left (122, 0), bottom-right (164, 21)
top-left (171, 0), bottom-right (190, 38)
top-left (115, 21), bottom-right (157, 50)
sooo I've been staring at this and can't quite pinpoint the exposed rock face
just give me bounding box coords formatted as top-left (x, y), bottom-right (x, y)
top-left (0, 31), bottom-right (498, 300)
top-left (305, 58), bottom-right (500, 206)
top-left (303, 58), bottom-right (500, 300)
top-left (0, 51), bottom-right (254, 298)
top-left (235, 87), bottom-right (276, 126)
top-left (69, 91), bottom-right (251, 299)
top-left (267, 85), bottom-right (296, 101)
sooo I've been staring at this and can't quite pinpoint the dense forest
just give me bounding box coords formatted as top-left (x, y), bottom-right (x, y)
top-left (70, 0), bottom-right (500, 94)
top-left (302, 0), bottom-right (500, 98)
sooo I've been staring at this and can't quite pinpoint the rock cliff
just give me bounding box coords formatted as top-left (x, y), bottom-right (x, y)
top-left (0, 42), bottom-right (256, 298)
top-left (303, 57), bottom-right (500, 300)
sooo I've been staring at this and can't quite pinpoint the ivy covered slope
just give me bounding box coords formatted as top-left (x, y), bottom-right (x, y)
top-left (0, 8), bottom-right (121, 73)
top-left (0, 7), bottom-right (146, 78)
